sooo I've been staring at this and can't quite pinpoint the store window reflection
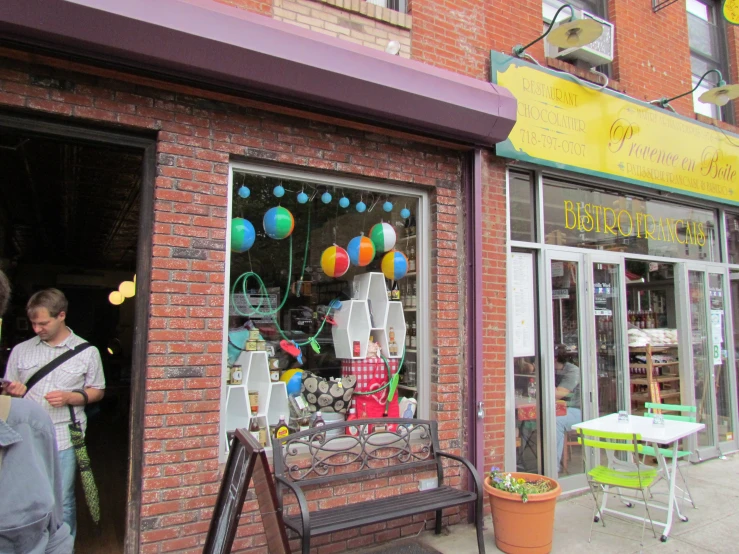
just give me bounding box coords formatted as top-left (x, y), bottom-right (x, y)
top-left (511, 250), bottom-right (541, 474)
top-left (510, 172), bottom-right (536, 242)
top-left (550, 260), bottom-right (583, 478)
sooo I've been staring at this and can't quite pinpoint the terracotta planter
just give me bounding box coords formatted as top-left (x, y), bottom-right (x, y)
top-left (483, 472), bottom-right (561, 554)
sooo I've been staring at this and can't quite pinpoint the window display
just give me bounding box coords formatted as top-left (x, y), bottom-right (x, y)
top-left (224, 170), bottom-right (421, 446)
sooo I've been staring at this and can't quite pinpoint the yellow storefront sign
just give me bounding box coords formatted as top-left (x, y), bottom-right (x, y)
top-left (723, 0), bottom-right (739, 25)
top-left (491, 51), bottom-right (739, 206)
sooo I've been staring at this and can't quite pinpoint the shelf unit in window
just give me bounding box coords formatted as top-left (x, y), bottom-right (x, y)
top-left (224, 351), bottom-right (289, 448)
top-left (629, 344), bottom-right (681, 413)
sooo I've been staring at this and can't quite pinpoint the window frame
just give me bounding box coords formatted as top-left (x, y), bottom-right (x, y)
top-left (688, 0), bottom-right (735, 123)
top-left (221, 162), bottom-right (432, 460)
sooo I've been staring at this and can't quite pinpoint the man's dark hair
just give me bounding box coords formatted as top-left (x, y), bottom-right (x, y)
top-left (0, 270), bottom-right (10, 316)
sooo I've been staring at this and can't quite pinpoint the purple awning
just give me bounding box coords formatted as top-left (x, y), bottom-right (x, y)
top-left (0, 0), bottom-right (516, 146)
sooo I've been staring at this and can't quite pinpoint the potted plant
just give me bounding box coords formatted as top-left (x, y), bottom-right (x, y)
top-left (483, 467), bottom-right (561, 554)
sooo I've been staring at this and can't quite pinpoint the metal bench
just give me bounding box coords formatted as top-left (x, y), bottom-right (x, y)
top-left (271, 417), bottom-right (485, 554)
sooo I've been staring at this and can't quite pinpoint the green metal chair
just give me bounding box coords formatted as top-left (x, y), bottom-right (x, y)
top-left (577, 428), bottom-right (659, 546)
top-left (639, 402), bottom-right (697, 510)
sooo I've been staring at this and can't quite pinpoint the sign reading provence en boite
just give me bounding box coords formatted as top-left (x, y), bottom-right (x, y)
top-left (490, 50), bottom-right (739, 206)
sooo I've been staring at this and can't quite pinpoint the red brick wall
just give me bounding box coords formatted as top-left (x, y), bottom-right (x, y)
top-left (214, 0), bottom-right (272, 16)
top-left (609, 1), bottom-right (693, 115)
top-left (480, 153), bottom-right (507, 472)
top-left (409, 0), bottom-right (542, 80)
top-left (0, 51), bottom-right (467, 553)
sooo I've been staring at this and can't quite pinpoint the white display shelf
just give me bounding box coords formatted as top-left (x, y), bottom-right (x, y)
top-left (267, 382), bottom-right (290, 427)
top-left (379, 302), bottom-right (406, 359)
top-left (333, 273), bottom-right (409, 360)
top-left (223, 351), bottom-right (289, 446)
top-left (246, 352), bottom-right (272, 418)
top-left (331, 299), bottom-right (371, 359)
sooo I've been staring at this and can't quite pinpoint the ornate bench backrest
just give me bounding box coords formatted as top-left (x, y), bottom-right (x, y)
top-left (271, 418), bottom-right (441, 502)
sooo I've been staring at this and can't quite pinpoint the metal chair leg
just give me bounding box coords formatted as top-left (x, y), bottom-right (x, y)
top-left (587, 481), bottom-right (605, 544)
top-left (475, 493), bottom-right (485, 554)
top-left (677, 463), bottom-right (696, 509)
top-left (435, 509), bottom-right (442, 534)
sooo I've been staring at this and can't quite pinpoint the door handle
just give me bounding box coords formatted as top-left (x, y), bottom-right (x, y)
top-left (477, 402), bottom-right (484, 419)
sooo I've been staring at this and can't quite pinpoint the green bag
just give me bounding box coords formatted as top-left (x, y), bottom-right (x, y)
top-left (68, 406), bottom-right (100, 525)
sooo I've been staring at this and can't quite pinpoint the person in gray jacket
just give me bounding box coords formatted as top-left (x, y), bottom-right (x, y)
top-left (0, 270), bottom-right (73, 554)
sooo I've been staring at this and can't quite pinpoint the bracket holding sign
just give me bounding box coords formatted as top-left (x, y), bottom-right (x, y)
top-left (203, 429), bottom-right (290, 554)
top-left (652, 0), bottom-right (680, 13)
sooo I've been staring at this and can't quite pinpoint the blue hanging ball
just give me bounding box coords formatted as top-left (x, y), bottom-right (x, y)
top-left (273, 185), bottom-right (285, 198)
top-left (238, 185), bottom-right (250, 199)
top-left (297, 191), bottom-right (309, 204)
top-left (321, 191), bottom-right (333, 204)
top-left (356, 201), bottom-right (367, 213)
top-left (401, 208), bottom-right (411, 219)
top-left (383, 201), bottom-right (393, 212)
top-left (339, 197), bottom-right (350, 208)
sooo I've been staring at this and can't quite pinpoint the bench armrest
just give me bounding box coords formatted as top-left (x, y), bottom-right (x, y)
top-left (274, 475), bottom-right (312, 537)
top-left (436, 450), bottom-right (484, 497)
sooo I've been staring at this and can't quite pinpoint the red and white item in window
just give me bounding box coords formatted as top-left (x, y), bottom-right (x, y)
top-left (341, 357), bottom-right (399, 393)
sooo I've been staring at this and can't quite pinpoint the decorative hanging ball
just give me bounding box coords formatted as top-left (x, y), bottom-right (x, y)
top-left (369, 222), bottom-right (397, 253)
top-left (339, 196), bottom-right (350, 208)
top-left (321, 191), bottom-right (333, 204)
top-left (237, 185), bottom-right (251, 199)
top-left (347, 235), bottom-right (376, 267)
top-left (263, 207), bottom-right (294, 240)
top-left (383, 201), bottom-right (393, 212)
top-left (231, 217), bottom-right (256, 252)
top-left (320, 245), bottom-right (350, 278)
top-left (400, 208), bottom-right (411, 219)
top-left (381, 250), bottom-right (409, 281)
top-left (273, 185), bottom-right (285, 198)
top-left (297, 191), bottom-right (309, 204)
top-left (356, 201), bottom-right (367, 213)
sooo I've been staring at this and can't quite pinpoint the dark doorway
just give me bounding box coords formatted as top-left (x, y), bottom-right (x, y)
top-left (0, 124), bottom-right (144, 554)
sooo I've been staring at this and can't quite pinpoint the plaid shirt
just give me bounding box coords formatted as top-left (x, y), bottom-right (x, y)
top-left (5, 329), bottom-right (105, 450)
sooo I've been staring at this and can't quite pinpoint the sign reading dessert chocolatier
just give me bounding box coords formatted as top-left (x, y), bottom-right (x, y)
top-left (491, 51), bottom-right (739, 207)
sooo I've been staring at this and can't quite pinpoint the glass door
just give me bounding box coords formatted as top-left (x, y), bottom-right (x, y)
top-left (709, 273), bottom-right (734, 449)
top-left (542, 251), bottom-right (588, 489)
top-left (588, 256), bottom-right (627, 420)
top-left (679, 264), bottom-right (732, 460)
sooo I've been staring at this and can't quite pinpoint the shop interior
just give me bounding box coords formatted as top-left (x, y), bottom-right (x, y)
top-left (226, 171), bottom-right (419, 444)
top-left (0, 127), bottom-right (141, 554)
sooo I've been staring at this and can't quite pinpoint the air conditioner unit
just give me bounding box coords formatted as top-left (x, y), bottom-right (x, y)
top-left (545, 9), bottom-right (614, 68)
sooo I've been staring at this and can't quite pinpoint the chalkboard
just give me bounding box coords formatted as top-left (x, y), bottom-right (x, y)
top-left (203, 430), bottom-right (290, 554)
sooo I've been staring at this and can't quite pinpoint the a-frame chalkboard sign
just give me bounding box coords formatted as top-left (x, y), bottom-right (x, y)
top-left (203, 430), bottom-right (290, 554)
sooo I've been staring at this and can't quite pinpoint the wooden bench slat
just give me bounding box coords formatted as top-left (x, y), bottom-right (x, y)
top-left (283, 486), bottom-right (477, 535)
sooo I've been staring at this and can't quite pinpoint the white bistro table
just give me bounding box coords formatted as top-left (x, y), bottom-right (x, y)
top-left (572, 413), bottom-right (704, 541)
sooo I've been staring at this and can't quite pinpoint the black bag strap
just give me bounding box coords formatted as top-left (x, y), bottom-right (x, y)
top-left (22, 342), bottom-right (93, 396)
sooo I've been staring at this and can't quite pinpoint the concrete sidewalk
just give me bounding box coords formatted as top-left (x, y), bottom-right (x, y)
top-left (416, 453), bottom-right (739, 554)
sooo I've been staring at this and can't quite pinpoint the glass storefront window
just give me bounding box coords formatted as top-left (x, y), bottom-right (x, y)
top-left (725, 213), bottom-right (739, 264)
top-left (510, 172), bottom-right (536, 242)
top-left (543, 179), bottom-right (720, 261)
top-left (225, 169), bottom-right (421, 441)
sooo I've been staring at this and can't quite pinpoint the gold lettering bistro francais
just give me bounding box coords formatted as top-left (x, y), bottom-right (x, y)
top-left (563, 200), bottom-right (707, 247)
top-left (490, 51), bottom-right (739, 206)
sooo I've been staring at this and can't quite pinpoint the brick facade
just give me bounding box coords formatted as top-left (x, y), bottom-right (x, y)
top-left (4, 0), bottom-right (739, 553)
top-left (0, 43), bottom-right (466, 552)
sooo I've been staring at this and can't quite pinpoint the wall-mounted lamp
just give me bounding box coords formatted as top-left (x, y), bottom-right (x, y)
top-left (385, 40), bottom-right (401, 56)
top-left (512, 3), bottom-right (603, 58)
top-left (651, 69), bottom-right (739, 109)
